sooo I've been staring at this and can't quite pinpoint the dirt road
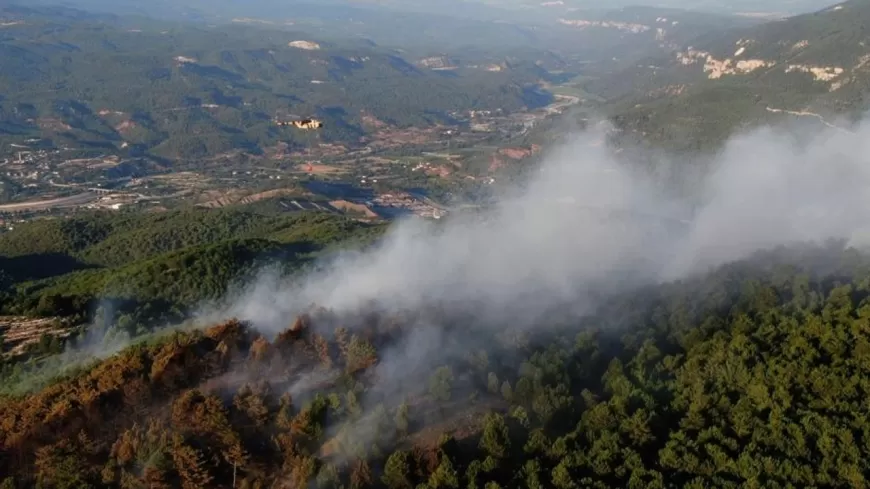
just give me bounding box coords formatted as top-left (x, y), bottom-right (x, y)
top-left (765, 106), bottom-right (853, 133)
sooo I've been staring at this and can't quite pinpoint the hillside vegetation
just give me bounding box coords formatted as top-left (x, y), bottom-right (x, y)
top-left (0, 5), bottom-right (553, 159)
top-left (1, 241), bottom-right (870, 488)
top-left (4, 2), bottom-right (870, 487)
top-left (597, 0), bottom-right (870, 152)
top-left (0, 207), bottom-right (386, 323)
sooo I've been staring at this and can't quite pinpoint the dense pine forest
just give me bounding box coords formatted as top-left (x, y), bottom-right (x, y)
top-left (2, 239), bottom-right (870, 488)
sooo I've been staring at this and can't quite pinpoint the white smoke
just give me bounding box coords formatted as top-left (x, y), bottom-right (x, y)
top-left (666, 122), bottom-right (870, 277)
top-left (204, 115), bottom-right (870, 333)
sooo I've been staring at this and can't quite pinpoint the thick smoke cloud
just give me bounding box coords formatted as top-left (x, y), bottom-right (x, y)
top-left (188, 114), bottom-right (870, 464)
top-left (205, 115), bottom-right (870, 334)
top-left (666, 122), bottom-right (870, 277)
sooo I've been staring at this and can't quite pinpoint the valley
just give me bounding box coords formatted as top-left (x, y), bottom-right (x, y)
top-left (0, 90), bottom-right (581, 221)
top-left (3, 0), bottom-right (865, 221)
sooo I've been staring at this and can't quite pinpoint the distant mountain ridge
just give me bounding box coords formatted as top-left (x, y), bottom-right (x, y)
top-left (36, 0), bottom-right (842, 20)
top-left (596, 0), bottom-right (870, 152)
top-left (0, 5), bottom-right (554, 160)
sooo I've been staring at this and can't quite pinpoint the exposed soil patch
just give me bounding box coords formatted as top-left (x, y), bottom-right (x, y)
top-left (36, 118), bottom-right (72, 131)
top-left (0, 316), bottom-right (72, 359)
top-left (296, 163), bottom-right (345, 175)
top-left (198, 188), bottom-right (304, 208)
top-left (329, 200), bottom-right (379, 219)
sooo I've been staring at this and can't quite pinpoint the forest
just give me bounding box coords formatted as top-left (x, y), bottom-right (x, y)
top-left (1, 237), bottom-right (870, 488)
top-left (0, 206), bottom-right (386, 323)
top-left (5, 1), bottom-right (870, 486)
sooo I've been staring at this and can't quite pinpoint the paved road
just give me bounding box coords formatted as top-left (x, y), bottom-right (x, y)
top-left (0, 192), bottom-right (99, 213)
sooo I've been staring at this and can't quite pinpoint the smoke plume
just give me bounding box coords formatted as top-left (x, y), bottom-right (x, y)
top-left (184, 114), bottom-right (870, 464)
top-left (207, 115), bottom-right (870, 335)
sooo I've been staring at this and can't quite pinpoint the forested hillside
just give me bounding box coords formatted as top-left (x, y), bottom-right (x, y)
top-left (597, 0), bottom-right (870, 152)
top-left (4, 1), bottom-right (870, 488)
top-left (0, 5), bottom-right (554, 159)
top-left (2, 241), bottom-right (870, 488)
top-left (0, 207), bottom-right (386, 323)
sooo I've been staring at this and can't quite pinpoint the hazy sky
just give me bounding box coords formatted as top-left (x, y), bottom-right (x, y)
top-left (26, 0), bottom-right (843, 19)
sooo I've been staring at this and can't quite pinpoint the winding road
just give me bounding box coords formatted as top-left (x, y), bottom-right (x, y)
top-left (765, 106), bottom-right (853, 133)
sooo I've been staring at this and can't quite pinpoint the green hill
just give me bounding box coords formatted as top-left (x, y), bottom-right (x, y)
top-left (0, 4), bottom-right (554, 160)
top-left (592, 0), bottom-right (870, 152)
top-left (0, 206), bottom-right (386, 322)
